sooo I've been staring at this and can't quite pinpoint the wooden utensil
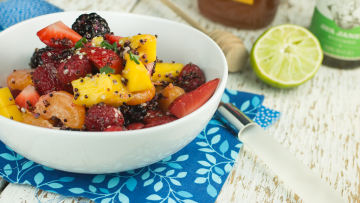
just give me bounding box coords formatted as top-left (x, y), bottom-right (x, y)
top-left (160, 0), bottom-right (248, 72)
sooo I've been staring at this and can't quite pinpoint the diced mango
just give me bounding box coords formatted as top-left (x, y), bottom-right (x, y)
top-left (92, 36), bottom-right (104, 47)
top-left (151, 63), bottom-right (184, 83)
top-left (0, 105), bottom-right (22, 122)
top-left (119, 34), bottom-right (156, 64)
top-left (0, 87), bottom-right (15, 108)
top-left (122, 53), bottom-right (153, 92)
top-left (71, 74), bottom-right (132, 107)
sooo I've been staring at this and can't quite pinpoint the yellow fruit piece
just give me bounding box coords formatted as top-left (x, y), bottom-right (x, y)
top-left (92, 36), bottom-right (104, 47)
top-left (22, 112), bottom-right (53, 128)
top-left (123, 53), bottom-right (153, 92)
top-left (71, 74), bottom-right (132, 107)
top-left (119, 34), bottom-right (156, 64)
top-left (0, 105), bottom-right (22, 122)
top-left (151, 63), bottom-right (184, 83)
top-left (0, 87), bottom-right (15, 108)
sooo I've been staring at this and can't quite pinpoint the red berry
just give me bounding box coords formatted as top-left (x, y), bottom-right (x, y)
top-left (32, 66), bottom-right (73, 95)
top-left (41, 49), bottom-right (73, 69)
top-left (15, 85), bottom-right (40, 111)
top-left (178, 63), bottom-right (205, 92)
top-left (37, 21), bottom-right (82, 49)
top-left (10, 89), bottom-right (22, 99)
top-left (57, 55), bottom-right (92, 84)
top-left (103, 126), bottom-right (126, 132)
top-left (85, 103), bottom-right (125, 131)
top-left (143, 109), bottom-right (177, 128)
top-left (80, 47), bottom-right (124, 74)
top-left (105, 33), bottom-right (123, 46)
top-left (169, 78), bottom-right (220, 118)
top-left (127, 123), bottom-right (145, 130)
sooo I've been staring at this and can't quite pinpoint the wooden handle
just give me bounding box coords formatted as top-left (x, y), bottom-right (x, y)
top-left (159, 0), bottom-right (208, 34)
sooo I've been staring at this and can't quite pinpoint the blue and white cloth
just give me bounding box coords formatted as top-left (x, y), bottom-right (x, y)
top-left (0, 1), bottom-right (281, 202)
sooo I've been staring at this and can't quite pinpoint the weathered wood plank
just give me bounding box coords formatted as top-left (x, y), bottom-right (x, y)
top-left (47, 0), bottom-right (139, 12)
top-left (0, 183), bottom-right (93, 203)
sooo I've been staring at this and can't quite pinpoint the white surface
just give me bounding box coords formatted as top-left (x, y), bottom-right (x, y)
top-left (0, 0), bottom-right (359, 202)
top-left (0, 11), bottom-right (227, 174)
top-left (239, 124), bottom-right (345, 203)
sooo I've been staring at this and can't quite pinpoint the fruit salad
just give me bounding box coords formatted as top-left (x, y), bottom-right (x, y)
top-left (0, 13), bottom-right (220, 132)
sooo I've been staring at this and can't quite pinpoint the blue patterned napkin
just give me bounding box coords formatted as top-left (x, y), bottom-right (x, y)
top-left (0, 89), bottom-right (280, 203)
top-left (0, 1), bottom-right (281, 202)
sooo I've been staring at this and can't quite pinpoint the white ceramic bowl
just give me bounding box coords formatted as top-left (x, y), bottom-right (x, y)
top-left (0, 11), bottom-right (227, 174)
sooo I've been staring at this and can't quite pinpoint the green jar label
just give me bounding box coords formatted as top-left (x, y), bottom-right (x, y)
top-left (310, 2), bottom-right (360, 61)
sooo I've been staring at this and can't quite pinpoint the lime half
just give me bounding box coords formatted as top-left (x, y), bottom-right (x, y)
top-left (250, 24), bottom-right (323, 88)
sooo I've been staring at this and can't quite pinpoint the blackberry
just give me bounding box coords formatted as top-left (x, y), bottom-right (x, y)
top-left (29, 46), bottom-right (53, 69)
top-left (119, 105), bottom-right (147, 126)
top-left (72, 13), bottom-right (111, 40)
top-left (145, 94), bottom-right (160, 111)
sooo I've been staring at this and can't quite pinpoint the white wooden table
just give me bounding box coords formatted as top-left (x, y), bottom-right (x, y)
top-left (0, 0), bottom-right (359, 202)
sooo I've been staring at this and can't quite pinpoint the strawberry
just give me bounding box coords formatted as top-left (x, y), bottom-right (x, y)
top-left (15, 85), bottom-right (40, 111)
top-left (127, 123), bottom-right (145, 130)
top-left (37, 21), bottom-right (82, 49)
top-left (105, 33), bottom-right (123, 46)
top-left (169, 78), bottom-right (220, 118)
top-left (143, 109), bottom-right (177, 128)
top-left (103, 126), bottom-right (126, 132)
top-left (80, 47), bottom-right (124, 74)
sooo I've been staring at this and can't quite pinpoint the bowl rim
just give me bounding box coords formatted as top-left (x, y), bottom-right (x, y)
top-left (0, 11), bottom-right (228, 137)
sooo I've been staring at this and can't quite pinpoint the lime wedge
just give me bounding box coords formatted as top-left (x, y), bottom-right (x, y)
top-left (250, 24), bottom-right (323, 88)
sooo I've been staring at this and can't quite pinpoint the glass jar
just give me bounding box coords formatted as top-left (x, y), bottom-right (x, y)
top-left (309, 0), bottom-right (360, 69)
top-left (198, 0), bottom-right (280, 30)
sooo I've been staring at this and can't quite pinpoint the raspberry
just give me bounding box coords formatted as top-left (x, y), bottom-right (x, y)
top-left (177, 63), bottom-right (205, 92)
top-left (119, 104), bottom-right (147, 126)
top-left (85, 103), bottom-right (125, 131)
top-left (57, 54), bottom-right (92, 84)
top-left (127, 123), bottom-right (145, 130)
top-left (30, 46), bottom-right (54, 69)
top-left (41, 49), bottom-right (74, 69)
top-left (103, 126), bottom-right (126, 132)
top-left (143, 109), bottom-right (177, 128)
top-left (32, 66), bottom-right (73, 95)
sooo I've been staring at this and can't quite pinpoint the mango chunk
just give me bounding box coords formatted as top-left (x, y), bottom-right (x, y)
top-left (0, 87), bottom-right (15, 108)
top-left (0, 105), bottom-right (22, 122)
top-left (92, 36), bottom-right (104, 47)
top-left (71, 74), bottom-right (132, 107)
top-left (151, 63), bottom-right (184, 83)
top-left (119, 34), bottom-right (156, 64)
top-left (122, 53), bottom-right (153, 92)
